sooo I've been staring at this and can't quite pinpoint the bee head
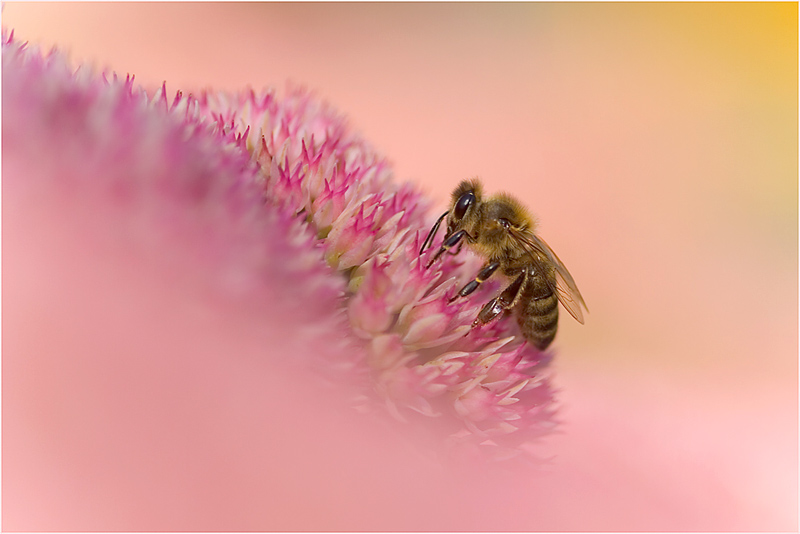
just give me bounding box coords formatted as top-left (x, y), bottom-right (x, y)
top-left (448, 178), bottom-right (483, 233)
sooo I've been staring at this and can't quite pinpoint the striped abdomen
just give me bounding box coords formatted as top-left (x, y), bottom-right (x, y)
top-left (516, 269), bottom-right (559, 350)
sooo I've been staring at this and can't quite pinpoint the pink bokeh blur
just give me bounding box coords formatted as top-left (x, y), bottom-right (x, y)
top-left (3, 3), bottom-right (797, 531)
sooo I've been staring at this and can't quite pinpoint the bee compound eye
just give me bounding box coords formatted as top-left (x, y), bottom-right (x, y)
top-left (453, 192), bottom-right (475, 220)
top-left (499, 218), bottom-right (511, 229)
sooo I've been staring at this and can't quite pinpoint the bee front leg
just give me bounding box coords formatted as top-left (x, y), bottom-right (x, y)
top-left (471, 269), bottom-right (527, 329)
top-left (419, 211), bottom-right (449, 255)
top-left (447, 241), bottom-right (464, 256)
top-left (425, 229), bottom-right (469, 268)
top-left (449, 261), bottom-right (500, 303)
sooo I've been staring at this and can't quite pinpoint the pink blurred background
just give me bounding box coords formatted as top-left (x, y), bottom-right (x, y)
top-left (3, 3), bottom-right (797, 530)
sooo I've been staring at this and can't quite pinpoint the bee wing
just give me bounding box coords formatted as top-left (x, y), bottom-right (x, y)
top-left (509, 228), bottom-right (588, 324)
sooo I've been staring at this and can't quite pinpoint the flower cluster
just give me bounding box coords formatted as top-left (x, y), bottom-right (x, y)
top-left (2, 31), bottom-right (351, 376)
top-left (196, 89), bottom-right (559, 459)
top-left (4, 30), bottom-right (558, 461)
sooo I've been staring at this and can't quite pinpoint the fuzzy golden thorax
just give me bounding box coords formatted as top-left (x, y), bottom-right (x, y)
top-left (447, 179), bottom-right (537, 261)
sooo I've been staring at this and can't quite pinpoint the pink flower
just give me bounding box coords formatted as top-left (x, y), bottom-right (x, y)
top-left (194, 88), bottom-right (560, 459)
top-left (4, 6), bottom-right (795, 531)
top-left (4, 27), bottom-right (558, 474)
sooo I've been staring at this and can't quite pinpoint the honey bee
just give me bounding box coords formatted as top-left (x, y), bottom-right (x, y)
top-left (420, 178), bottom-right (587, 350)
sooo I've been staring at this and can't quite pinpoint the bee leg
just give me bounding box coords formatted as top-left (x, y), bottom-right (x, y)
top-left (449, 261), bottom-right (500, 303)
top-left (447, 241), bottom-right (464, 256)
top-left (425, 229), bottom-right (469, 269)
top-left (419, 211), bottom-right (449, 255)
top-left (472, 269), bottom-right (527, 329)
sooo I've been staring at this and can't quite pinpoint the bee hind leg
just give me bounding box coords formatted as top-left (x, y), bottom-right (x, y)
top-left (449, 261), bottom-right (500, 303)
top-left (471, 269), bottom-right (527, 329)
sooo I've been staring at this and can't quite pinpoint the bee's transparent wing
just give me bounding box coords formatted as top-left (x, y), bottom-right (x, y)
top-left (510, 228), bottom-right (588, 324)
